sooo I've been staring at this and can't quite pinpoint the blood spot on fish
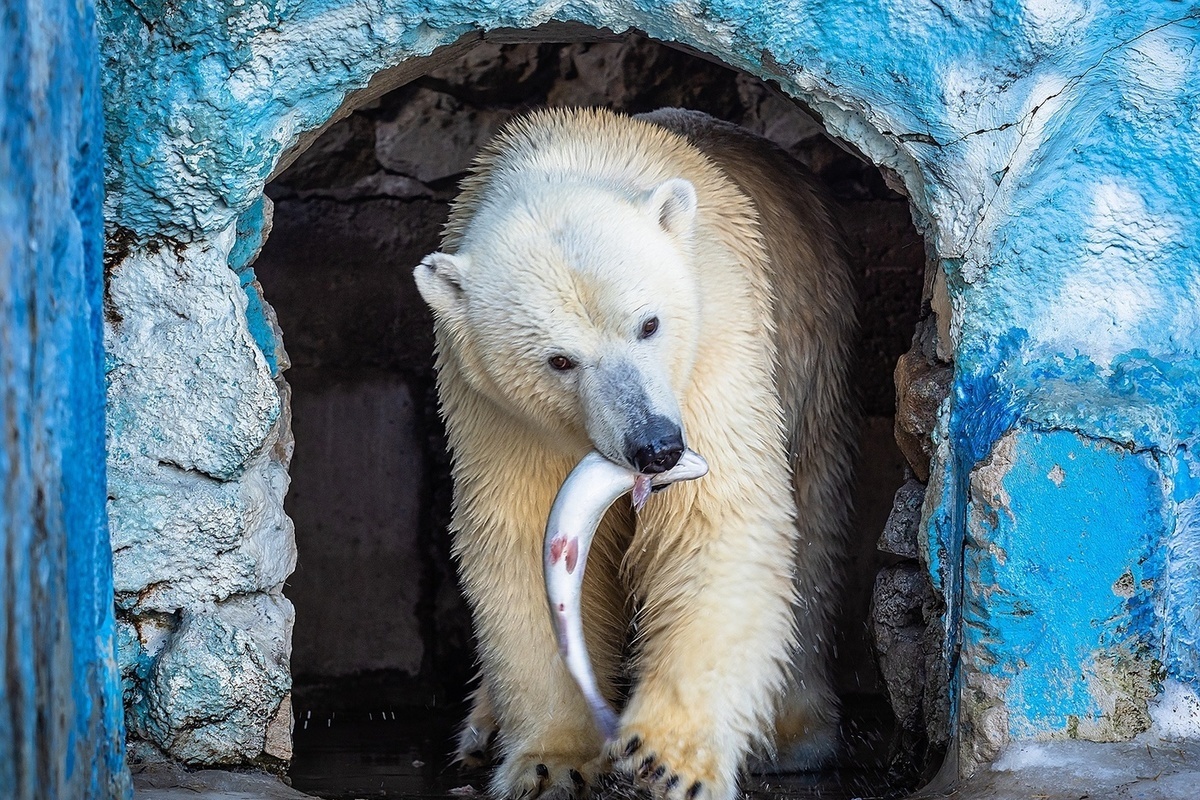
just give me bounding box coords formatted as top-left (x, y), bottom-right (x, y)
top-left (549, 534), bottom-right (567, 565)
top-left (558, 603), bottom-right (565, 611)
top-left (565, 537), bottom-right (580, 573)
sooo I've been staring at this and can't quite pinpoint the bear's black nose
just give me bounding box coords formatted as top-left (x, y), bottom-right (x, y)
top-left (629, 424), bottom-right (685, 474)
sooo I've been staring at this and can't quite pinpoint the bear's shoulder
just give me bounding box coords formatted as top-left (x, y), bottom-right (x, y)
top-left (443, 108), bottom-right (739, 252)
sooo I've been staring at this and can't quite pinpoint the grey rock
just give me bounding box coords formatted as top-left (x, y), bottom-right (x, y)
top-left (375, 88), bottom-right (512, 183)
top-left (894, 346), bottom-right (954, 482)
top-left (134, 594), bottom-right (294, 765)
top-left (879, 478), bottom-right (926, 559)
top-left (871, 562), bottom-right (939, 786)
top-left (735, 73), bottom-right (825, 153)
top-left (274, 112), bottom-right (380, 191)
top-left (423, 41), bottom-right (548, 105)
top-left (132, 760), bottom-right (313, 799)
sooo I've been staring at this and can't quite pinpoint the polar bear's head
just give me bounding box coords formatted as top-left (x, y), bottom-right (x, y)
top-left (415, 177), bottom-right (701, 474)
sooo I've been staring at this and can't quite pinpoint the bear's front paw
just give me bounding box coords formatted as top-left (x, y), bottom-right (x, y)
top-left (493, 752), bottom-right (598, 800)
top-left (608, 732), bottom-right (726, 800)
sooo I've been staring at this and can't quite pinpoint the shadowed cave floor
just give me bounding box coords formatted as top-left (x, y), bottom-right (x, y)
top-left (286, 695), bottom-right (898, 800)
top-left (130, 684), bottom-right (1200, 800)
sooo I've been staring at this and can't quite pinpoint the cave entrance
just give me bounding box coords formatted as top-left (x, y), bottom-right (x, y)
top-left (251, 24), bottom-right (944, 798)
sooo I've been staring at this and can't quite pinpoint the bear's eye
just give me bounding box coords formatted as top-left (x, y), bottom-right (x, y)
top-left (548, 355), bottom-right (576, 371)
top-left (639, 317), bottom-right (660, 339)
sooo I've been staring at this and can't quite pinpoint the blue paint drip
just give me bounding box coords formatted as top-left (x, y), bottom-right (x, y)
top-left (229, 197), bottom-right (280, 375)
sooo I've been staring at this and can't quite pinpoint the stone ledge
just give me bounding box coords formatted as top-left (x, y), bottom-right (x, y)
top-left (132, 763), bottom-right (314, 800)
top-left (914, 738), bottom-right (1200, 800)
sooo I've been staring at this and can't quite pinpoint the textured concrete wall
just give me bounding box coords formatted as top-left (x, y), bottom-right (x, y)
top-left (0, 0), bottom-right (131, 797)
top-left (106, 210), bottom-right (297, 765)
top-left (96, 0), bottom-right (1200, 778)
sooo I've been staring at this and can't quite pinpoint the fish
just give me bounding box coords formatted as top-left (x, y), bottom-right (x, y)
top-left (543, 449), bottom-right (710, 740)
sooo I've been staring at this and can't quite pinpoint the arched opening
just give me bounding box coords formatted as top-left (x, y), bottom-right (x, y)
top-left (248, 25), bottom-right (947, 797)
top-left (98, 4), bottom-right (1200, 799)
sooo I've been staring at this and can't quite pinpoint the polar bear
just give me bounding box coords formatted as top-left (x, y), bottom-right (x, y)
top-left (413, 107), bottom-right (856, 800)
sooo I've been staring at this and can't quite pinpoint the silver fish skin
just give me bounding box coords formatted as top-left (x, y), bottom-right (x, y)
top-left (543, 449), bottom-right (709, 740)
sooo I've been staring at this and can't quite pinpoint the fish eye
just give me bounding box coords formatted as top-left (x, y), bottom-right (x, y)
top-left (548, 355), bottom-right (576, 371)
top-left (639, 316), bottom-right (660, 339)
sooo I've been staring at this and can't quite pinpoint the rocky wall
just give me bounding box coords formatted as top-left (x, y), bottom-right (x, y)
top-left (106, 215), bottom-right (297, 765)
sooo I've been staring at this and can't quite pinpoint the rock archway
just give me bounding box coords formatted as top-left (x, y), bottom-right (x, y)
top-left (97, 0), bottom-right (1200, 787)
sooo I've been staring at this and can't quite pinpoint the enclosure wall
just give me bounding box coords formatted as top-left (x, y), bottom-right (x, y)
top-left (0, 0), bottom-right (130, 796)
top-left (96, 0), bottom-right (1200, 776)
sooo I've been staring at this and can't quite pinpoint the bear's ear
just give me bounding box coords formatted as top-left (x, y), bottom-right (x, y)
top-left (414, 252), bottom-right (469, 322)
top-left (643, 178), bottom-right (697, 237)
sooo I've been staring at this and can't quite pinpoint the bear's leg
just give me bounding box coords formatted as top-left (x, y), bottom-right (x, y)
top-left (610, 508), bottom-right (796, 800)
top-left (759, 613), bottom-right (841, 772)
top-left (763, 494), bottom-right (845, 771)
top-left (455, 491), bottom-right (629, 800)
top-left (457, 678), bottom-right (498, 768)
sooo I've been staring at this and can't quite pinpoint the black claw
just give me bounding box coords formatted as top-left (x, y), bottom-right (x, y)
top-left (536, 763), bottom-right (550, 779)
top-left (569, 770), bottom-right (585, 788)
top-left (637, 755), bottom-right (657, 777)
top-left (665, 775), bottom-right (680, 790)
top-left (686, 781), bottom-right (703, 799)
top-left (623, 736), bottom-right (643, 758)
top-left (651, 765), bottom-right (667, 781)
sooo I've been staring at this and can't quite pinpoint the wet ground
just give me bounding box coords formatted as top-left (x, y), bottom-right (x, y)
top-left (287, 695), bottom-right (899, 800)
top-left (132, 681), bottom-right (1200, 800)
top-left (132, 727), bottom-right (1200, 800)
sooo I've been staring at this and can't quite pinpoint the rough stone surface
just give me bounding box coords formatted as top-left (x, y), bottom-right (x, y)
top-left (132, 762), bottom-right (313, 800)
top-left (109, 456), bottom-right (294, 612)
top-left (105, 226), bottom-right (281, 481)
top-left (879, 478), bottom-right (926, 559)
top-left (129, 595), bottom-right (294, 765)
top-left (894, 346), bottom-right (954, 483)
top-left (106, 221), bottom-right (296, 764)
top-left (376, 88), bottom-right (512, 183)
top-left (871, 562), bottom-right (939, 787)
